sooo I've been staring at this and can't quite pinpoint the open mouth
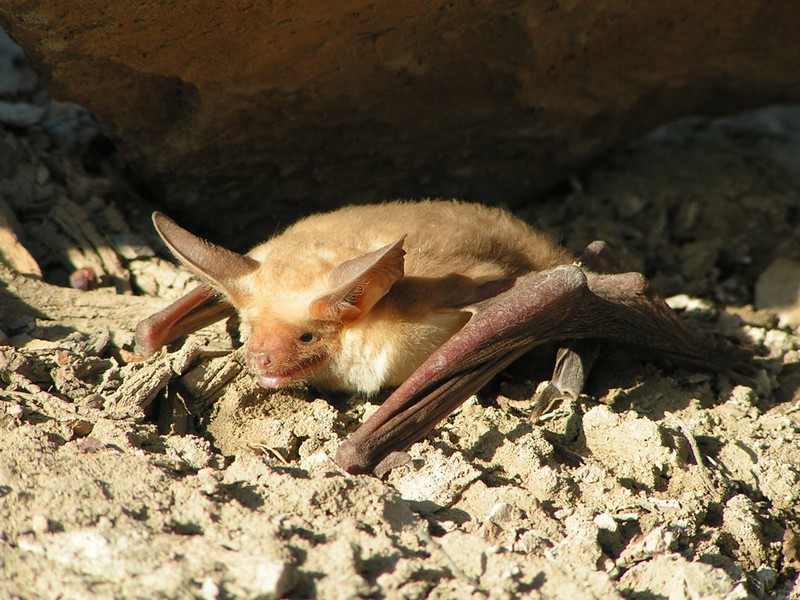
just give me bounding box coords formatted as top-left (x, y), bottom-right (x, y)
top-left (255, 355), bottom-right (326, 388)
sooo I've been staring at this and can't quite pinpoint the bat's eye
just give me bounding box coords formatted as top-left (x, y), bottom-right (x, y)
top-left (299, 332), bottom-right (315, 343)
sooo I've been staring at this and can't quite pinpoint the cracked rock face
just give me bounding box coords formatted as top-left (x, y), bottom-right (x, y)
top-left (2, 2), bottom-right (800, 244)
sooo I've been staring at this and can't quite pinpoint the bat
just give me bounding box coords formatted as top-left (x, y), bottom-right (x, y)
top-left (135, 200), bottom-right (753, 476)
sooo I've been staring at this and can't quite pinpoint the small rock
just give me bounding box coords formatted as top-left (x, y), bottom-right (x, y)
top-left (619, 553), bottom-right (749, 599)
top-left (0, 101), bottom-right (46, 127)
top-left (728, 385), bottom-right (758, 408)
top-left (30, 514), bottom-right (51, 534)
top-left (524, 465), bottom-right (562, 500)
top-left (725, 304), bottom-right (778, 328)
top-left (755, 257), bottom-right (800, 328)
top-left (763, 329), bottom-right (798, 359)
top-left (69, 267), bottom-right (98, 291)
top-left (722, 494), bottom-right (768, 568)
top-left (516, 529), bottom-right (552, 554)
top-left (198, 578), bottom-right (220, 600)
top-left (221, 551), bottom-right (297, 600)
top-left (553, 515), bottom-right (614, 573)
top-left (617, 525), bottom-right (681, 567)
top-left (299, 452), bottom-right (339, 476)
top-left (486, 502), bottom-right (517, 524)
top-left (666, 293), bottom-right (715, 313)
top-left (63, 418), bottom-right (94, 439)
top-left (783, 527), bottom-right (800, 571)
top-left (164, 434), bottom-right (217, 470)
top-left (196, 467), bottom-right (222, 495)
top-left (5, 403), bottom-right (24, 419)
top-left (593, 513), bottom-right (618, 532)
top-left (491, 427), bottom-right (554, 477)
top-left (388, 443), bottom-right (481, 513)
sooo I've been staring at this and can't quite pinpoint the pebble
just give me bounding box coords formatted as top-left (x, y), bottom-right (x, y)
top-left (0, 100), bottom-right (46, 127)
top-left (755, 257), bottom-right (800, 328)
top-left (30, 514), bottom-right (50, 534)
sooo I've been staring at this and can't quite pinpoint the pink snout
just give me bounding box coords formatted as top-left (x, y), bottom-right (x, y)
top-left (246, 351), bottom-right (271, 372)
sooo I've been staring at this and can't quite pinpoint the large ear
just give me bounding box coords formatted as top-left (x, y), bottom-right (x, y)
top-left (309, 236), bottom-right (406, 323)
top-left (152, 212), bottom-right (259, 292)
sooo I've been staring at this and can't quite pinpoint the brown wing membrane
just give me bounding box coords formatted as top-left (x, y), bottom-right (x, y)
top-left (135, 283), bottom-right (235, 357)
top-left (335, 264), bottom-right (752, 475)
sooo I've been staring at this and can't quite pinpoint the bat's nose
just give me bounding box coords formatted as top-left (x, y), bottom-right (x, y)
top-left (247, 351), bottom-right (271, 371)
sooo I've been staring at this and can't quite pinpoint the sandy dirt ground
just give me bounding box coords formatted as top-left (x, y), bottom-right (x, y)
top-left (1, 30), bottom-right (800, 599)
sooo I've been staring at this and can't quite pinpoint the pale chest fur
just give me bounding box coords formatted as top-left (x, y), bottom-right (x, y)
top-left (308, 307), bottom-right (468, 393)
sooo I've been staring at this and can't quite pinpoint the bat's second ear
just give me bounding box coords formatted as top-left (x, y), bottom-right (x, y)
top-left (309, 236), bottom-right (406, 323)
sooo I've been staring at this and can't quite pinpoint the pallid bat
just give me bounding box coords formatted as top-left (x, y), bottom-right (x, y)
top-left (136, 200), bottom-right (751, 476)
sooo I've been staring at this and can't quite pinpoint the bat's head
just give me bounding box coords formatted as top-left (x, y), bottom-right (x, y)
top-left (152, 212), bottom-right (405, 390)
top-left (238, 314), bottom-right (340, 389)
